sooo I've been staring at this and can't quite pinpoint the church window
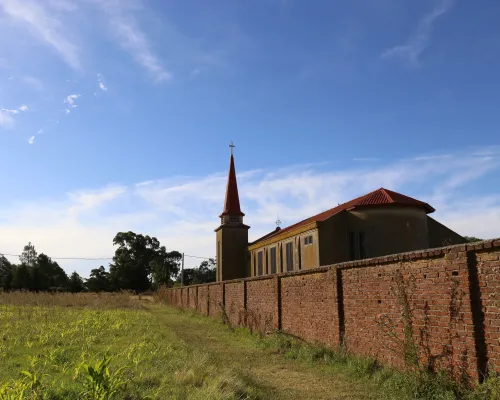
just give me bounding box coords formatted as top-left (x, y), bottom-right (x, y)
top-left (257, 251), bottom-right (263, 276)
top-left (270, 247), bottom-right (277, 274)
top-left (285, 242), bottom-right (294, 271)
top-left (348, 232), bottom-right (366, 260)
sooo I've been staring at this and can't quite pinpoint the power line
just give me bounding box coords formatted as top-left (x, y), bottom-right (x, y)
top-left (0, 252), bottom-right (214, 261)
top-left (184, 254), bottom-right (214, 260)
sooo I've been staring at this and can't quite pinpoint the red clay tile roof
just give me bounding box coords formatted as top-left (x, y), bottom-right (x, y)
top-left (220, 155), bottom-right (245, 217)
top-left (251, 188), bottom-right (434, 244)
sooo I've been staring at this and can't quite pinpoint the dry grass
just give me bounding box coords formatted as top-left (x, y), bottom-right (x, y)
top-left (0, 290), bottom-right (143, 309)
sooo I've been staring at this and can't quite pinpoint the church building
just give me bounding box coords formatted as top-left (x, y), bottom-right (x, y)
top-left (215, 147), bottom-right (465, 282)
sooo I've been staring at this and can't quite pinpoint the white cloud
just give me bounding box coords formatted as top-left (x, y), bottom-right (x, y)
top-left (97, 73), bottom-right (107, 91)
top-left (0, 0), bottom-right (81, 70)
top-left (1, 148), bottom-right (499, 278)
top-left (1, 108), bottom-right (18, 114)
top-left (91, 2), bottom-right (171, 82)
top-left (0, 104), bottom-right (27, 127)
top-left (64, 93), bottom-right (80, 106)
top-left (28, 136), bottom-right (35, 144)
top-left (64, 93), bottom-right (80, 113)
top-left (381, 0), bottom-right (453, 65)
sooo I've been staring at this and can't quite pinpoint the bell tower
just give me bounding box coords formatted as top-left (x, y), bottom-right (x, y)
top-left (215, 142), bottom-right (250, 281)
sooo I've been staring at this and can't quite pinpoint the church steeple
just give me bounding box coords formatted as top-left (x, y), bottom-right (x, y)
top-left (215, 142), bottom-right (250, 282)
top-left (220, 142), bottom-right (245, 223)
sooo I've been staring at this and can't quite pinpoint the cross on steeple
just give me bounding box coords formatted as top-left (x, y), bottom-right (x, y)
top-left (229, 141), bottom-right (235, 156)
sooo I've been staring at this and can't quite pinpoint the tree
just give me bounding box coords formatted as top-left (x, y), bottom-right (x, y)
top-left (109, 231), bottom-right (180, 292)
top-left (12, 264), bottom-right (31, 290)
top-left (178, 259), bottom-right (216, 286)
top-left (68, 271), bottom-right (84, 293)
top-left (36, 254), bottom-right (68, 291)
top-left (150, 250), bottom-right (182, 288)
top-left (86, 266), bottom-right (110, 292)
top-left (19, 242), bottom-right (37, 267)
top-left (464, 236), bottom-right (483, 243)
top-left (0, 256), bottom-right (14, 290)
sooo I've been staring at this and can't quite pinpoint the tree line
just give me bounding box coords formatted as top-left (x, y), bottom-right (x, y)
top-left (0, 231), bottom-right (216, 293)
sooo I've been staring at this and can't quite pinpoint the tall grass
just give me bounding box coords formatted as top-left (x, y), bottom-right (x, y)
top-left (0, 290), bottom-right (142, 309)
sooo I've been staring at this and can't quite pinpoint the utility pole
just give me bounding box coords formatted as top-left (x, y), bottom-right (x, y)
top-left (180, 253), bottom-right (185, 287)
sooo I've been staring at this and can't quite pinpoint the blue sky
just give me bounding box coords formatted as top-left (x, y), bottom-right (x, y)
top-left (1, 0), bottom-right (499, 277)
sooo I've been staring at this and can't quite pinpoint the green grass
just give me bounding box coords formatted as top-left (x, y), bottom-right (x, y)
top-left (152, 306), bottom-right (500, 400)
top-left (0, 293), bottom-right (264, 399)
top-left (2, 292), bottom-right (500, 399)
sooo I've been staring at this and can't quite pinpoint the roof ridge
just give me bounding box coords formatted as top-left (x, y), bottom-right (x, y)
top-left (379, 188), bottom-right (395, 203)
top-left (249, 187), bottom-right (435, 246)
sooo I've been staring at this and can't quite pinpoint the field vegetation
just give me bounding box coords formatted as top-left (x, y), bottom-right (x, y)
top-left (3, 290), bottom-right (500, 399)
top-left (0, 291), bottom-right (261, 399)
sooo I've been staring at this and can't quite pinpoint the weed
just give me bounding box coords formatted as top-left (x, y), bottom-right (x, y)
top-left (78, 353), bottom-right (126, 400)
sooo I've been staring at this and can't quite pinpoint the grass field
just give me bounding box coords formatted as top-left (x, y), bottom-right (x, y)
top-left (1, 291), bottom-right (499, 399)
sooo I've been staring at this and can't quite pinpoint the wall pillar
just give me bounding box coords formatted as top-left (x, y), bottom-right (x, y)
top-left (275, 275), bottom-right (282, 331)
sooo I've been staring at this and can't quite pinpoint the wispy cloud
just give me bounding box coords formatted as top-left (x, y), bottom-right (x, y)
top-left (1, 108), bottom-right (19, 115)
top-left (21, 76), bottom-right (44, 91)
top-left (353, 157), bottom-right (380, 162)
top-left (0, 104), bottom-right (28, 127)
top-left (381, 0), bottom-right (453, 65)
top-left (0, 0), bottom-right (81, 70)
top-left (0, 110), bottom-right (15, 128)
top-left (97, 73), bottom-right (107, 92)
top-left (97, 3), bottom-right (172, 82)
top-left (28, 136), bottom-right (35, 144)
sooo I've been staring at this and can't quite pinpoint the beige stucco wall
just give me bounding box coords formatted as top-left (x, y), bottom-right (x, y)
top-left (345, 207), bottom-right (430, 259)
top-left (318, 207), bottom-right (430, 264)
top-left (298, 229), bottom-right (320, 270)
top-left (318, 212), bottom-right (348, 265)
top-left (250, 228), bottom-right (319, 276)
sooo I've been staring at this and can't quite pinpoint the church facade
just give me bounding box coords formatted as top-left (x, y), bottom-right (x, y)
top-left (215, 151), bottom-right (465, 281)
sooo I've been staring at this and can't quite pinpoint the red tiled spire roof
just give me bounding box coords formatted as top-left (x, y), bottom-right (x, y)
top-left (220, 154), bottom-right (245, 217)
top-left (251, 188), bottom-right (434, 244)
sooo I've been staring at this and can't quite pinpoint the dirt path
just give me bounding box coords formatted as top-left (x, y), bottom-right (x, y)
top-left (149, 306), bottom-right (383, 400)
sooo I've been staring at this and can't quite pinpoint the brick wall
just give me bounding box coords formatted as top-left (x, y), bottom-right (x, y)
top-left (165, 239), bottom-right (500, 383)
top-left (181, 287), bottom-right (188, 308)
top-left (197, 285), bottom-right (209, 315)
top-left (246, 277), bottom-right (278, 333)
top-left (477, 247), bottom-right (500, 374)
top-left (188, 286), bottom-right (197, 310)
top-left (225, 281), bottom-right (245, 326)
top-left (341, 249), bottom-right (477, 378)
top-left (281, 269), bottom-right (339, 348)
top-left (208, 283), bottom-right (223, 319)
